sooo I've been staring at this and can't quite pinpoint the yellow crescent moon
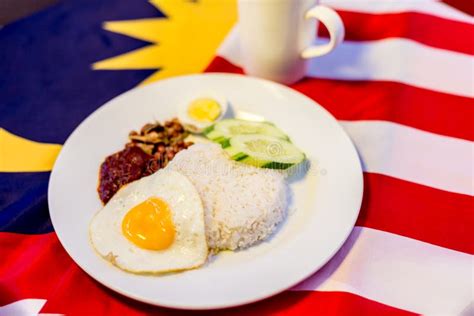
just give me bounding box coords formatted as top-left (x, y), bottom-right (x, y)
top-left (0, 128), bottom-right (62, 172)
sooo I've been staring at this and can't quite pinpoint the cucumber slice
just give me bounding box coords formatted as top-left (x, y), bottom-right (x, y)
top-left (226, 134), bottom-right (305, 169)
top-left (204, 119), bottom-right (289, 142)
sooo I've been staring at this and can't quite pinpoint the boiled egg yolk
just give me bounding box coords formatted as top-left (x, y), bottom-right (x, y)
top-left (122, 197), bottom-right (175, 250)
top-left (187, 98), bottom-right (221, 122)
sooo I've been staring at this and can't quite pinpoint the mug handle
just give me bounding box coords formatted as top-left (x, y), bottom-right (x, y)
top-left (301, 5), bottom-right (345, 58)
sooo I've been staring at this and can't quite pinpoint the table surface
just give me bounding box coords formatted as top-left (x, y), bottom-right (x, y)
top-left (0, 0), bottom-right (473, 315)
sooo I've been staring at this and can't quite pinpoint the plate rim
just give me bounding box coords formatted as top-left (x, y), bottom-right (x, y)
top-left (48, 73), bottom-right (363, 310)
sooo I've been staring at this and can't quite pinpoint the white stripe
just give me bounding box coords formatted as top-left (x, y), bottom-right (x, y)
top-left (322, 0), bottom-right (474, 24)
top-left (218, 27), bottom-right (474, 97)
top-left (340, 120), bottom-right (474, 196)
top-left (216, 25), bottom-right (241, 67)
top-left (307, 38), bottom-right (474, 98)
top-left (291, 227), bottom-right (473, 315)
top-left (0, 299), bottom-right (46, 316)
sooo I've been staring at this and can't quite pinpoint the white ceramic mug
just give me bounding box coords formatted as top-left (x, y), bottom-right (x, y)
top-left (238, 0), bottom-right (345, 84)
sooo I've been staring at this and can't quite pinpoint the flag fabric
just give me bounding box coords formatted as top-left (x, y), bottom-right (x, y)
top-left (0, 0), bottom-right (473, 315)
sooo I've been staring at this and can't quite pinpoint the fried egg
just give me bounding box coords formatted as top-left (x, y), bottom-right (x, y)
top-left (90, 169), bottom-right (208, 273)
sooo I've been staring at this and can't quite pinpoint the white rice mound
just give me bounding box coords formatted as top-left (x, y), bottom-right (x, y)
top-left (167, 143), bottom-right (288, 251)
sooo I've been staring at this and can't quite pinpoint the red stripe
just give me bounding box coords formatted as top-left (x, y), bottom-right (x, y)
top-left (0, 233), bottom-right (69, 304)
top-left (44, 281), bottom-right (418, 316)
top-left (207, 57), bottom-right (474, 141)
top-left (292, 78), bottom-right (474, 141)
top-left (442, 0), bottom-right (474, 16)
top-left (318, 11), bottom-right (474, 55)
top-left (0, 233), bottom-right (415, 315)
top-left (207, 57), bottom-right (243, 75)
top-left (214, 291), bottom-right (417, 316)
top-left (359, 173), bottom-right (474, 254)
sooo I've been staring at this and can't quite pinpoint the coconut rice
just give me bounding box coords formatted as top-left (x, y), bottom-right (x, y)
top-left (167, 143), bottom-right (288, 250)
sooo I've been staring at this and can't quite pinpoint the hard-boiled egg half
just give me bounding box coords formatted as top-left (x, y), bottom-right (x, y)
top-left (178, 94), bottom-right (228, 133)
top-left (89, 169), bottom-right (208, 274)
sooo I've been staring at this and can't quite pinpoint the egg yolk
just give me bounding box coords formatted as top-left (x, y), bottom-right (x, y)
top-left (187, 98), bottom-right (221, 122)
top-left (122, 197), bottom-right (175, 250)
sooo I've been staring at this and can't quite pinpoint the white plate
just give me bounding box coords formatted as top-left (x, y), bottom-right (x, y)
top-left (48, 73), bottom-right (363, 310)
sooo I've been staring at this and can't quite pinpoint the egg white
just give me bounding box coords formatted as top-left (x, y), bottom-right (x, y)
top-left (89, 169), bottom-right (208, 274)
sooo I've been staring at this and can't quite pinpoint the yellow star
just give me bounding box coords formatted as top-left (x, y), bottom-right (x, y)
top-left (92, 0), bottom-right (237, 85)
